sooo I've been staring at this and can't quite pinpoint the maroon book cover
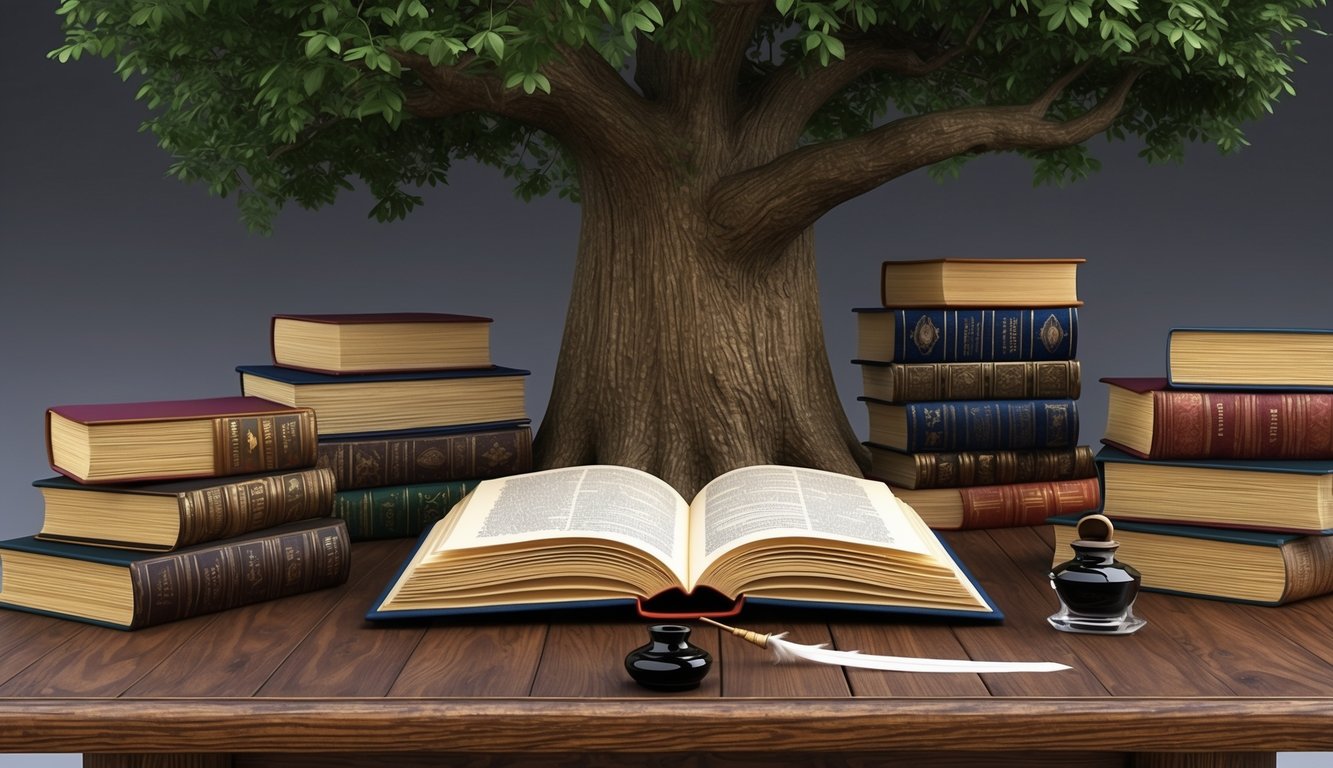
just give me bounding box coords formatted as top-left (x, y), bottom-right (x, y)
top-left (1102, 377), bottom-right (1333, 460)
top-left (49, 396), bottom-right (306, 424)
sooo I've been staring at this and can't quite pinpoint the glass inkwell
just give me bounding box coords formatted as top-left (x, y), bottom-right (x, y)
top-left (624, 624), bottom-right (713, 690)
top-left (1048, 514), bottom-right (1146, 635)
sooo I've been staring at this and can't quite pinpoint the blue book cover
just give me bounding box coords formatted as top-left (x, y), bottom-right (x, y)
top-left (863, 397), bottom-right (1080, 452)
top-left (236, 364), bottom-right (530, 384)
top-left (853, 307), bottom-right (1077, 364)
top-left (1166, 327), bottom-right (1333, 392)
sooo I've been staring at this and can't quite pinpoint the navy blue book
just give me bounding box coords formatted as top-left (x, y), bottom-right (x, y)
top-left (853, 307), bottom-right (1077, 364)
top-left (0, 518), bottom-right (351, 630)
top-left (366, 465), bottom-right (1003, 623)
top-left (1049, 513), bottom-right (1333, 606)
top-left (1097, 446), bottom-right (1333, 535)
top-left (237, 364), bottom-right (529, 436)
top-left (1167, 327), bottom-right (1333, 392)
top-left (862, 397), bottom-right (1079, 452)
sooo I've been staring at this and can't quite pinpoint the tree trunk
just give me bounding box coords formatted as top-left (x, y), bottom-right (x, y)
top-left (533, 157), bottom-right (869, 498)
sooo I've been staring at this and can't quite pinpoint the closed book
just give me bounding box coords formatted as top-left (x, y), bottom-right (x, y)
top-left (859, 360), bottom-right (1081, 402)
top-left (332, 480), bottom-right (480, 540)
top-left (862, 397), bottom-right (1080, 452)
top-left (894, 477), bottom-right (1100, 530)
top-left (317, 422), bottom-right (532, 490)
top-left (1167, 328), bottom-right (1333, 391)
top-left (866, 444), bottom-right (1096, 489)
top-left (33, 467), bottom-right (336, 551)
top-left (1050, 514), bottom-right (1333, 606)
top-left (271, 313), bottom-right (492, 374)
top-left (1102, 377), bottom-right (1333, 460)
top-left (0, 518), bottom-right (351, 630)
top-left (879, 258), bottom-right (1083, 308)
top-left (237, 364), bottom-right (529, 436)
top-left (1097, 446), bottom-right (1333, 535)
top-left (854, 307), bottom-right (1078, 364)
top-left (47, 397), bottom-right (318, 484)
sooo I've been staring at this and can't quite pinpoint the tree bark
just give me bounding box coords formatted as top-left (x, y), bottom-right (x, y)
top-left (533, 157), bottom-right (868, 498)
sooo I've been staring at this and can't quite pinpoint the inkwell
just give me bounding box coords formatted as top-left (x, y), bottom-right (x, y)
top-left (624, 623), bottom-right (713, 690)
top-left (1048, 513), bottom-right (1146, 635)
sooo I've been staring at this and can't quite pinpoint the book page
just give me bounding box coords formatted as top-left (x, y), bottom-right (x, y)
top-left (687, 465), bottom-right (932, 587)
top-left (438, 465), bottom-right (689, 576)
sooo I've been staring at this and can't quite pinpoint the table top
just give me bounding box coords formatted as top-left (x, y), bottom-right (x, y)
top-left (3, 525), bottom-right (1333, 754)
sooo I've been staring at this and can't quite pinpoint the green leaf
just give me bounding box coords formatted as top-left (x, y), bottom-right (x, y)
top-left (776, 0), bottom-right (795, 15)
top-left (303, 67), bottom-right (325, 95)
top-left (824, 35), bottom-right (845, 59)
top-left (304, 34), bottom-right (326, 58)
top-left (486, 31), bottom-right (505, 58)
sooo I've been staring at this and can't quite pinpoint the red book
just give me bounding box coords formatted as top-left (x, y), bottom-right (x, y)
top-left (1102, 377), bottom-right (1333, 460)
top-left (47, 396), bottom-right (318, 484)
top-left (890, 477), bottom-right (1101, 530)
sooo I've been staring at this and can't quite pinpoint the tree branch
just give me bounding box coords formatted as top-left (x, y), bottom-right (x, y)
top-left (742, 9), bottom-right (991, 149)
top-left (712, 66), bottom-right (1143, 264)
top-left (636, 0), bottom-right (769, 121)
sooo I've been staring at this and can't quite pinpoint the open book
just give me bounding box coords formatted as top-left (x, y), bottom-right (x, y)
top-left (368, 465), bottom-right (999, 621)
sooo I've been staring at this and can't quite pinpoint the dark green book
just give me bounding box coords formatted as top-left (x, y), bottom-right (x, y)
top-left (331, 480), bottom-right (479, 540)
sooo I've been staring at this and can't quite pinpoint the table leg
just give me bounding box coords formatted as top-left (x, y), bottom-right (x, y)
top-left (84, 756), bottom-right (234, 768)
top-left (1130, 754), bottom-right (1277, 768)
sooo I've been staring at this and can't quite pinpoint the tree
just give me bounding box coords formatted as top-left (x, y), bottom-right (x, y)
top-left (54, 0), bottom-right (1324, 496)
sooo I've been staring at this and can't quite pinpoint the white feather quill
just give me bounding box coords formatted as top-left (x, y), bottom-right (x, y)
top-left (701, 617), bottom-right (1070, 674)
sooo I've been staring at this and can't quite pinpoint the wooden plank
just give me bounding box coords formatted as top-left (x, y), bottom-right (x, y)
top-left (1130, 754), bottom-right (1276, 768)
top-left (235, 750), bottom-right (1126, 768)
top-left (530, 622), bottom-right (722, 698)
top-left (941, 529), bottom-right (1109, 697)
top-left (0, 609), bottom-right (88, 686)
top-left (389, 623), bottom-right (548, 697)
top-left (124, 540), bottom-right (402, 698)
top-left (989, 526), bottom-right (1236, 697)
top-left (710, 621), bottom-right (850, 697)
top-left (85, 755), bottom-right (233, 768)
top-left (4, 698), bottom-right (1333, 753)
top-left (256, 540), bottom-right (429, 698)
top-left (828, 623), bottom-right (989, 697)
top-left (1248, 594), bottom-right (1333, 667)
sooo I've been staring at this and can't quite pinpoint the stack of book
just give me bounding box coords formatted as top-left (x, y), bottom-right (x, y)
top-left (237, 313), bottom-right (533, 540)
top-left (1053, 328), bottom-right (1333, 606)
top-left (855, 258), bottom-right (1100, 530)
top-left (0, 396), bottom-right (352, 629)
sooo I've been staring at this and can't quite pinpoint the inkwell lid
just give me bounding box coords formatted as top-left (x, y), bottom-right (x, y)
top-left (1073, 514), bottom-right (1118, 549)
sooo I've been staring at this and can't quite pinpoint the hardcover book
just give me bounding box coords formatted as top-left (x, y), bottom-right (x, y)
top-left (0, 518), bottom-right (351, 630)
top-left (1102, 377), bottom-right (1333, 460)
top-left (894, 477), bottom-right (1100, 530)
top-left (862, 397), bottom-right (1080, 452)
top-left (866, 444), bottom-right (1096, 489)
top-left (859, 360), bottom-right (1081, 403)
top-left (332, 479), bottom-right (480, 540)
top-left (1167, 328), bottom-right (1333, 391)
top-left (237, 364), bottom-right (529, 435)
top-left (46, 396), bottom-right (318, 484)
top-left (33, 467), bottom-right (337, 551)
top-left (271, 312), bottom-right (493, 374)
top-left (1050, 514), bottom-right (1333, 606)
top-left (1097, 446), bottom-right (1333, 534)
top-left (879, 258), bottom-right (1083, 308)
top-left (854, 308), bottom-right (1078, 364)
top-left (368, 465), bottom-right (1001, 622)
top-left (316, 421), bottom-right (532, 490)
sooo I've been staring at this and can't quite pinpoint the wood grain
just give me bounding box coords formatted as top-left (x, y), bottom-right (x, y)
top-left (828, 623), bottom-right (989, 697)
top-left (389, 622), bottom-right (549, 697)
top-left (1130, 754), bottom-right (1276, 768)
top-left (234, 751), bottom-right (1127, 768)
top-left (529, 622), bottom-right (722, 697)
top-left (85, 755), bottom-right (234, 768)
top-left (710, 621), bottom-right (850, 697)
top-left (0, 610), bottom-right (87, 687)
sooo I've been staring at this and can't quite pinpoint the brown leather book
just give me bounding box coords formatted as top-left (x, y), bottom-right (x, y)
top-left (866, 445), bottom-right (1096, 489)
top-left (317, 423), bottom-right (532, 490)
top-left (890, 477), bottom-right (1101, 530)
top-left (860, 361), bottom-right (1081, 402)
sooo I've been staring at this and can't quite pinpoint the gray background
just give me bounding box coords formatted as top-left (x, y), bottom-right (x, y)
top-left (1, 3), bottom-right (1331, 767)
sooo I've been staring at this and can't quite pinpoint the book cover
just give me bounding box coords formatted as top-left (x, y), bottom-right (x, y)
top-left (271, 312), bottom-right (494, 375)
top-left (893, 477), bottom-right (1101, 530)
top-left (854, 307), bottom-right (1078, 364)
top-left (32, 467), bottom-right (337, 551)
top-left (332, 479), bottom-right (480, 540)
top-left (46, 396), bottom-right (318, 484)
top-left (0, 518), bottom-right (351, 630)
top-left (1102, 377), bottom-right (1333, 460)
top-left (1049, 513), bottom-right (1333, 606)
top-left (866, 444), bottom-right (1096, 489)
top-left (858, 360), bottom-right (1082, 402)
top-left (863, 397), bottom-right (1080, 452)
top-left (1166, 327), bottom-right (1333, 392)
top-left (317, 421), bottom-right (532, 490)
top-left (236, 364), bottom-right (530, 385)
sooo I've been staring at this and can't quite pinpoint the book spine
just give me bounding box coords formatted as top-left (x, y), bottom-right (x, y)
top-left (889, 308), bottom-right (1077, 364)
top-left (316, 426), bottom-right (532, 490)
top-left (1279, 534), bottom-right (1333, 604)
top-left (958, 477), bottom-right (1101, 529)
top-left (887, 361), bottom-right (1081, 401)
top-left (906, 446), bottom-right (1096, 489)
top-left (905, 400), bottom-right (1079, 451)
top-left (210, 411), bottom-right (319, 475)
top-left (175, 468), bottom-right (337, 548)
top-left (128, 520), bottom-right (350, 628)
top-left (1149, 390), bottom-right (1333, 460)
top-left (331, 480), bottom-right (479, 540)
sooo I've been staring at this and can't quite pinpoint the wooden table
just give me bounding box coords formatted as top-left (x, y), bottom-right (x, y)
top-left (2, 526), bottom-right (1332, 768)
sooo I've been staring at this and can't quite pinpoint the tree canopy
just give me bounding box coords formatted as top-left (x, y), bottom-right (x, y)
top-left (53, 0), bottom-right (1325, 231)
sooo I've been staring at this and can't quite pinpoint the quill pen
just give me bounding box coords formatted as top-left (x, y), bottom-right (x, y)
top-left (700, 617), bottom-right (1070, 674)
